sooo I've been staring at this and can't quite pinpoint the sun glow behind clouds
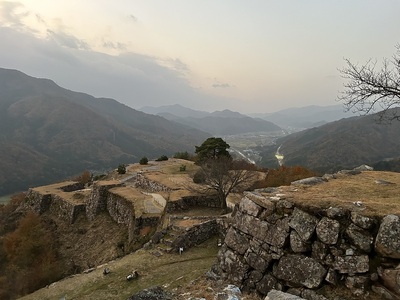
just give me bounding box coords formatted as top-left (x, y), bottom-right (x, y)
top-left (1, 0), bottom-right (400, 112)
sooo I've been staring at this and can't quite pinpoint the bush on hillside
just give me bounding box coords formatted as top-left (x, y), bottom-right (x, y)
top-left (252, 165), bottom-right (317, 188)
top-left (139, 157), bottom-right (148, 165)
top-left (117, 164), bottom-right (126, 174)
top-left (155, 155), bottom-right (168, 161)
top-left (173, 151), bottom-right (193, 161)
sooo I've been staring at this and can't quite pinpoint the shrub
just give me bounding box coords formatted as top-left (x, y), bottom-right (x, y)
top-left (139, 157), bottom-right (148, 165)
top-left (173, 151), bottom-right (193, 161)
top-left (155, 155), bottom-right (168, 161)
top-left (75, 170), bottom-right (92, 184)
top-left (252, 165), bottom-right (317, 188)
top-left (193, 169), bottom-right (206, 184)
top-left (117, 164), bottom-right (126, 174)
top-left (179, 165), bottom-right (187, 172)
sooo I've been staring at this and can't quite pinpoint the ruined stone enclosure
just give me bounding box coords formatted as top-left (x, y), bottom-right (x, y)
top-left (25, 159), bottom-right (225, 247)
top-left (214, 170), bottom-right (400, 299)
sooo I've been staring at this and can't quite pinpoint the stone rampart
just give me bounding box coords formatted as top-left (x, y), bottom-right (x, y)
top-left (49, 194), bottom-right (86, 224)
top-left (166, 195), bottom-right (221, 212)
top-left (214, 191), bottom-right (400, 299)
top-left (86, 181), bottom-right (122, 221)
top-left (26, 189), bottom-right (52, 214)
top-left (129, 172), bottom-right (171, 192)
top-left (106, 190), bottom-right (136, 242)
top-left (171, 219), bottom-right (219, 251)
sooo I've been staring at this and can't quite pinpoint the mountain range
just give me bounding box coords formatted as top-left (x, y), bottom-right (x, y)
top-left (259, 109), bottom-right (400, 173)
top-left (0, 68), bottom-right (209, 196)
top-left (140, 104), bottom-right (282, 135)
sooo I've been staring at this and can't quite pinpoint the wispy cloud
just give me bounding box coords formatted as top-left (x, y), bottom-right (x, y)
top-left (103, 41), bottom-right (127, 50)
top-left (47, 29), bottom-right (89, 50)
top-left (212, 83), bottom-right (233, 88)
top-left (128, 14), bottom-right (138, 22)
top-left (0, 1), bottom-right (29, 27)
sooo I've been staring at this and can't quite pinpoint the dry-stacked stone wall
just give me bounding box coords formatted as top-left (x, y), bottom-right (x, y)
top-left (86, 182), bottom-right (122, 221)
top-left (26, 189), bottom-right (52, 214)
top-left (106, 189), bottom-right (136, 242)
top-left (214, 191), bottom-right (400, 299)
top-left (166, 195), bottom-right (221, 212)
top-left (49, 194), bottom-right (85, 224)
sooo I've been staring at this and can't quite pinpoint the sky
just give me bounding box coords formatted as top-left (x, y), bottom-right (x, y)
top-left (0, 1), bottom-right (399, 113)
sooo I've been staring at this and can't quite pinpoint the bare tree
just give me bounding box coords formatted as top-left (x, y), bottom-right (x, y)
top-left (193, 157), bottom-right (257, 211)
top-left (338, 44), bottom-right (400, 121)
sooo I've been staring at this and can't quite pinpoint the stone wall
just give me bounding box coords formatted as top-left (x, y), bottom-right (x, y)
top-left (106, 190), bottom-right (136, 242)
top-left (86, 182), bottom-right (122, 221)
top-left (128, 172), bottom-right (171, 192)
top-left (49, 194), bottom-right (85, 224)
top-left (166, 195), bottom-right (221, 213)
top-left (26, 189), bottom-right (52, 214)
top-left (214, 191), bottom-right (400, 299)
top-left (171, 219), bottom-right (220, 251)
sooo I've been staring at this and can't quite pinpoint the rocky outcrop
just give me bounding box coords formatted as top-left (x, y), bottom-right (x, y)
top-left (214, 191), bottom-right (400, 299)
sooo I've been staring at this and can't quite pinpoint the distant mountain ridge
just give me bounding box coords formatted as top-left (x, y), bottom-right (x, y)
top-left (140, 104), bottom-right (281, 135)
top-left (251, 104), bottom-right (356, 129)
top-left (0, 68), bottom-right (209, 196)
top-left (259, 108), bottom-right (400, 173)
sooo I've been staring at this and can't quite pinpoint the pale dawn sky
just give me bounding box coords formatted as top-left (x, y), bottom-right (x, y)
top-left (0, 1), bottom-right (399, 113)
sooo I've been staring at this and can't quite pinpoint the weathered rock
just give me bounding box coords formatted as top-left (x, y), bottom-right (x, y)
top-left (290, 230), bottom-right (311, 253)
top-left (311, 240), bottom-right (328, 261)
top-left (371, 285), bottom-right (399, 300)
top-left (345, 275), bottom-right (370, 296)
top-left (325, 206), bottom-right (348, 219)
top-left (316, 217), bottom-right (340, 245)
top-left (301, 289), bottom-right (329, 300)
top-left (274, 255), bottom-right (326, 289)
top-left (265, 289), bottom-right (305, 300)
top-left (289, 208), bottom-right (318, 242)
top-left (325, 268), bottom-right (338, 285)
top-left (265, 217), bottom-right (290, 248)
top-left (128, 286), bottom-right (172, 300)
top-left (375, 215), bottom-right (400, 259)
top-left (219, 248), bottom-right (249, 284)
top-left (233, 211), bottom-right (269, 241)
top-left (291, 177), bottom-right (326, 186)
top-left (333, 255), bottom-right (369, 274)
top-left (239, 195), bottom-right (263, 217)
top-left (378, 266), bottom-right (400, 296)
top-left (346, 223), bottom-right (373, 253)
top-left (215, 284), bottom-right (242, 300)
top-left (225, 227), bottom-right (250, 255)
top-left (257, 274), bottom-right (280, 295)
top-left (351, 212), bottom-right (375, 229)
top-left (244, 249), bottom-right (272, 272)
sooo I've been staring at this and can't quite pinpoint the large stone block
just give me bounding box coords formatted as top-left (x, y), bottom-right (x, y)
top-left (345, 223), bottom-right (373, 253)
top-left (290, 230), bottom-right (311, 253)
top-left (316, 217), bottom-right (339, 245)
top-left (289, 208), bottom-right (318, 242)
top-left (375, 215), bottom-right (400, 259)
top-left (274, 255), bottom-right (326, 289)
top-left (239, 195), bottom-right (263, 217)
top-left (265, 218), bottom-right (290, 248)
top-left (333, 255), bottom-right (369, 274)
top-left (225, 227), bottom-right (250, 255)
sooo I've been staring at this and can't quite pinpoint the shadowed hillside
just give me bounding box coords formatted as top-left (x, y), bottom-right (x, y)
top-left (259, 109), bottom-right (400, 173)
top-left (0, 68), bottom-right (209, 196)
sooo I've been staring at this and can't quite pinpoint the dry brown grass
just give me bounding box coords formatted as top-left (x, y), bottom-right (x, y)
top-left (269, 171), bottom-right (400, 217)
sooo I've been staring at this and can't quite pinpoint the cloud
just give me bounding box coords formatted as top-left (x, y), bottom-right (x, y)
top-left (212, 83), bottom-right (233, 88)
top-left (128, 14), bottom-right (138, 22)
top-left (0, 26), bottom-right (225, 111)
top-left (47, 29), bottom-right (89, 50)
top-left (0, 1), bottom-right (29, 27)
top-left (103, 41), bottom-right (127, 51)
